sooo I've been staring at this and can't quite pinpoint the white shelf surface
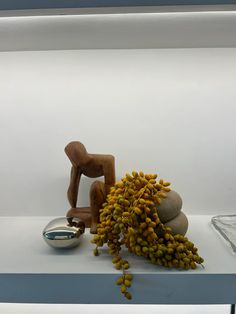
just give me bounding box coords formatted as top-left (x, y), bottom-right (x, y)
top-left (0, 215), bottom-right (235, 304)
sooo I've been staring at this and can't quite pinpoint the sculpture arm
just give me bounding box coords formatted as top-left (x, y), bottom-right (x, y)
top-left (67, 166), bottom-right (82, 208)
top-left (103, 155), bottom-right (115, 195)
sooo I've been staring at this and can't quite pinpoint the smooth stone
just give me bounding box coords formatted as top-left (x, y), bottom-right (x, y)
top-left (164, 211), bottom-right (188, 236)
top-left (157, 190), bottom-right (183, 223)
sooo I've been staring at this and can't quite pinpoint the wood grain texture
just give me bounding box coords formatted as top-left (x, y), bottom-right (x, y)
top-left (65, 141), bottom-right (115, 233)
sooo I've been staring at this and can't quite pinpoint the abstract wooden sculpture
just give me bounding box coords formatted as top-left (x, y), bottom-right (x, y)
top-left (65, 141), bottom-right (115, 234)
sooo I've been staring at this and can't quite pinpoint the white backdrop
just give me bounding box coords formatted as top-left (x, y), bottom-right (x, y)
top-left (0, 48), bottom-right (235, 216)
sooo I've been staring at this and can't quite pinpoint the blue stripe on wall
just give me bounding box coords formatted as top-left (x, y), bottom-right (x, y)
top-left (1, 0), bottom-right (236, 11)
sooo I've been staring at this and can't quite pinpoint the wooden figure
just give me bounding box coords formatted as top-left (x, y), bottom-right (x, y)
top-left (65, 141), bottom-right (115, 234)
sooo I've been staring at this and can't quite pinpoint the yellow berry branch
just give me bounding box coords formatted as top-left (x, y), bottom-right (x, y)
top-left (91, 171), bottom-right (204, 300)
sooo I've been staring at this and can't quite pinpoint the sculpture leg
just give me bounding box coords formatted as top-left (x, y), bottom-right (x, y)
top-left (66, 207), bottom-right (91, 227)
top-left (90, 180), bottom-right (106, 234)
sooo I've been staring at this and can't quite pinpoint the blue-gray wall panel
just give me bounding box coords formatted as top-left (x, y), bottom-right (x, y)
top-left (0, 274), bottom-right (236, 304)
top-left (1, 1), bottom-right (236, 11)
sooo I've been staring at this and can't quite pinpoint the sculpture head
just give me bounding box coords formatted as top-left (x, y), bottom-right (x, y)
top-left (65, 141), bottom-right (91, 167)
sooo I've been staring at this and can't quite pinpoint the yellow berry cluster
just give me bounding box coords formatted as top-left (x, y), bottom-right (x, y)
top-left (91, 171), bottom-right (204, 300)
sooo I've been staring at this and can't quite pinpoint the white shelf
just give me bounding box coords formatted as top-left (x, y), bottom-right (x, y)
top-left (0, 215), bottom-right (235, 304)
top-left (1, 10), bottom-right (236, 51)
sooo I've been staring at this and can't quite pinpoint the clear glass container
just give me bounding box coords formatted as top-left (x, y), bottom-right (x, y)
top-left (211, 215), bottom-right (236, 253)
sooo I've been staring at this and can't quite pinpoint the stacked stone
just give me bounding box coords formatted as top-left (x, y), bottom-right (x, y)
top-left (156, 190), bottom-right (188, 236)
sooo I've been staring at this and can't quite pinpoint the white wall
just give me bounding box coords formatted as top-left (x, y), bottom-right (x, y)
top-left (0, 48), bottom-right (236, 216)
